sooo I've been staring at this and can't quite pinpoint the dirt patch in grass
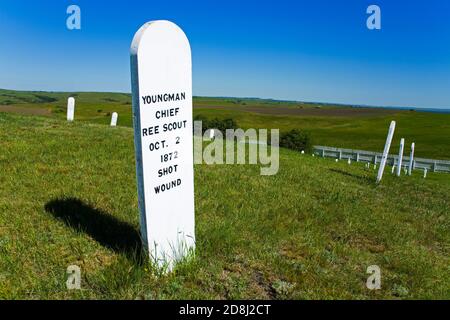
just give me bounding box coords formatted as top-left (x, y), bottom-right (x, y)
top-left (194, 104), bottom-right (400, 117)
top-left (0, 105), bottom-right (51, 116)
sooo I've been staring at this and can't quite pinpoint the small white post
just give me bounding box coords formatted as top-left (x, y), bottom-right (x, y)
top-left (408, 142), bottom-right (415, 176)
top-left (348, 158), bottom-right (351, 165)
top-left (424, 168), bottom-right (427, 178)
top-left (110, 112), bottom-right (118, 127)
top-left (392, 165), bottom-right (395, 174)
top-left (377, 121), bottom-right (396, 183)
top-left (301, 150), bottom-right (305, 154)
top-left (335, 159), bottom-right (339, 162)
top-left (396, 138), bottom-right (405, 176)
top-left (67, 97), bottom-right (75, 122)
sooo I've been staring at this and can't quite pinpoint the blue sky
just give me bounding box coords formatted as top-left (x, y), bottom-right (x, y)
top-left (0, 0), bottom-right (449, 108)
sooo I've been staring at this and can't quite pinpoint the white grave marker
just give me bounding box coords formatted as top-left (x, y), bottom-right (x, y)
top-left (376, 121), bottom-right (396, 183)
top-left (110, 112), bottom-right (118, 127)
top-left (130, 20), bottom-right (195, 270)
top-left (67, 97), bottom-right (75, 121)
top-left (408, 142), bottom-right (415, 176)
top-left (396, 138), bottom-right (405, 176)
top-left (424, 168), bottom-right (427, 178)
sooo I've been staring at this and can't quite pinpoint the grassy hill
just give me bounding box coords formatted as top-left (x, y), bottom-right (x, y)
top-left (1, 88), bottom-right (450, 160)
top-left (0, 112), bottom-right (448, 299)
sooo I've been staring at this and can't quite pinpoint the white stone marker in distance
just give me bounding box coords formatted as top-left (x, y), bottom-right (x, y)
top-left (67, 97), bottom-right (75, 122)
top-left (376, 121), bottom-right (396, 183)
top-left (396, 138), bottom-right (405, 177)
top-left (130, 20), bottom-right (195, 271)
top-left (424, 168), bottom-right (427, 178)
top-left (111, 112), bottom-right (118, 127)
top-left (408, 142), bottom-right (415, 176)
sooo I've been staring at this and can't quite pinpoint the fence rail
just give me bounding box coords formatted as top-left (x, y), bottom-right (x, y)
top-left (313, 145), bottom-right (450, 173)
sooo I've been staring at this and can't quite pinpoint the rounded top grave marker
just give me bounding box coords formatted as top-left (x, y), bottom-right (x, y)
top-left (130, 20), bottom-right (195, 271)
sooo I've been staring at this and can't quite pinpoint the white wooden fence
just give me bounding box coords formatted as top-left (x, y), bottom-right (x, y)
top-left (313, 145), bottom-right (450, 173)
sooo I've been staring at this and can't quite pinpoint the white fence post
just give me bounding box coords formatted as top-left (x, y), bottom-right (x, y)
top-left (377, 121), bottom-right (396, 183)
top-left (408, 142), bottom-right (415, 176)
top-left (396, 138), bottom-right (405, 177)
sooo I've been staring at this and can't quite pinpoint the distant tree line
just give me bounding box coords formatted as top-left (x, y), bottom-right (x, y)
top-left (194, 115), bottom-right (238, 134)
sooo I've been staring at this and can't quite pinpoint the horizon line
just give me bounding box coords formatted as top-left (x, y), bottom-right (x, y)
top-left (1, 87), bottom-right (449, 112)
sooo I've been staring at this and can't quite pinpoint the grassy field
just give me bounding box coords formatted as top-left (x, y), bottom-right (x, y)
top-left (2, 88), bottom-right (450, 160)
top-left (0, 112), bottom-right (448, 299)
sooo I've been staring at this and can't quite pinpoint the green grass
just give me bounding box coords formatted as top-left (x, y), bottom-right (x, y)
top-left (2, 88), bottom-right (450, 160)
top-left (0, 112), bottom-right (448, 299)
top-left (193, 107), bottom-right (450, 160)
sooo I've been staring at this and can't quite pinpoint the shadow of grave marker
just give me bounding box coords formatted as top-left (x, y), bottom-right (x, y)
top-left (44, 197), bottom-right (143, 263)
top-left (328, 168), bottom-right (374, 185)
